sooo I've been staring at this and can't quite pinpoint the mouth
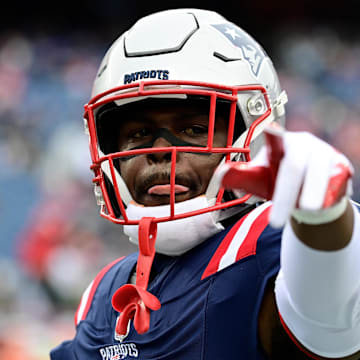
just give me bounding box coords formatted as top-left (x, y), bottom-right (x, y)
top-left (135, 172), bottom-right (197, 204)
top-left (147, 184), bottom-right (190, 196)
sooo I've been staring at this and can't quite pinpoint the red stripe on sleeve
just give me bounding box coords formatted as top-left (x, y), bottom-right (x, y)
top-left (278, 312), bottom-right (323, 360)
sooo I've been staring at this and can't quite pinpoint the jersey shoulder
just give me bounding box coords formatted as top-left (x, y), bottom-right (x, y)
top-left (50, 254), bottom-right (138, 360)
top-left (74, 253), bottom-right (137, 326)
top-left (202, 202), bottom-right (282, 279)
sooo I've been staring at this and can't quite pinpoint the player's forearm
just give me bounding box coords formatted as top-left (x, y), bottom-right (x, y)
top-left (290, 199), bottom-right (354, 251)
top-left (275, 201), bottom-right (360, 358)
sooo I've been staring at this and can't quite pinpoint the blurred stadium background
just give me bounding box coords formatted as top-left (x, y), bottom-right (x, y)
top-left (1, 1), bottom-right (360, 358)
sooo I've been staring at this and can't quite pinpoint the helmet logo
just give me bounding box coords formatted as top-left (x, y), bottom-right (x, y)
top-left (124, 69), bottom-right (169, 84)
top-left (211, 23), bottom-right (265, 77)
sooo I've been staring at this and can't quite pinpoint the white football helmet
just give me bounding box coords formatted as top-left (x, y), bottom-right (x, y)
top-left (84, 8), bottom-right (287, 226)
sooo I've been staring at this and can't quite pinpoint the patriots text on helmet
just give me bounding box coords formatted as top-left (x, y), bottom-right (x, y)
top-left (124, 70), bottom-right (169, 84)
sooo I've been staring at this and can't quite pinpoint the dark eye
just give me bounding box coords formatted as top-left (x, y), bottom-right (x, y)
top-left (130, 128), bottom-right (151, 139)
top-left (182, 125), bottom-right (208, 137)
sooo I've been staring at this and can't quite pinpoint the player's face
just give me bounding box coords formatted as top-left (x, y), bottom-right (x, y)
top-left (117, 102), bottom-right (228, 206)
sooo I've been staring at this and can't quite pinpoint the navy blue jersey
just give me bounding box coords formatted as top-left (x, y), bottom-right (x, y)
top-left (51, 202), bottom-right (281, 359)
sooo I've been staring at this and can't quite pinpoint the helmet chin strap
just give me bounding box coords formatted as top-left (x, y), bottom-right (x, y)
top-left (112, 217), bottom-right (161, 335)
top-left (113, 196), bottom-right (225, 335)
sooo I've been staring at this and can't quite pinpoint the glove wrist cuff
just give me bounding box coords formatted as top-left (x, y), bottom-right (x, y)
top-left (291, 197), bottom-right (348, 225)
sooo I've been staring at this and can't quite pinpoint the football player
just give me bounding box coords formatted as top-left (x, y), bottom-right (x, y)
top-left (51, 9), bottom-right (360, 360)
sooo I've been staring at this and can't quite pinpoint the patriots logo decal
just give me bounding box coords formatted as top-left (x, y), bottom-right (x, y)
top-left (211, 23), bottom-right (266, 77)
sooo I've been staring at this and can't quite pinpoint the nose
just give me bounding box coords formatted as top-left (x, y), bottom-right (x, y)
top-left (147, 136), bottom-right (173, 163)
